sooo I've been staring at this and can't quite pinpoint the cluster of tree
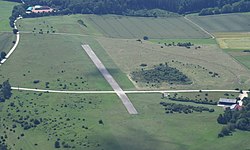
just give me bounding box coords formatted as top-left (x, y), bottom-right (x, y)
top-left (131, 63), bottom-right (192, 85)
top-left (13, 116), bottom-right (42, 130)
top-left (199, 0), bottom-right (250, 16)
top-left (0, 80), bottom-right (12, 102)
top-left (176, 42), bottom-right (194, 48)
top-left (160, 102), bottom-right (214, 114)
top-left (169, 96), bottom-right (217, 105)
top-left (0, 51), bottom-right (7, 61)
top-left (217, 97), bottom-right (250, 137)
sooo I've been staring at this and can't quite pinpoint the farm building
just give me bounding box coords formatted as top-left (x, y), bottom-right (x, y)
top-left (217, 98), bottom-right (237, 108)
top-left (26, 5), bottom-right (53, 14)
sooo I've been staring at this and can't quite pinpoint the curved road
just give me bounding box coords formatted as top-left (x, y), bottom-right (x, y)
top-left (0, 17), bottom-right (22, 66)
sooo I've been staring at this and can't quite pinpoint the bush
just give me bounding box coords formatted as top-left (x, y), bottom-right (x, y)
top-left (143, 36), bottom-right (149, 40)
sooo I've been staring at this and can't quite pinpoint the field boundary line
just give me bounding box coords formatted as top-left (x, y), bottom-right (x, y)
top-left (0, 17), bottom-right (22, 66)
top-left (184, 16), bottom-right (215, 39)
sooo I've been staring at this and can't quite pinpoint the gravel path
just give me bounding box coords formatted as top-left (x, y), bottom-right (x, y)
top-left (82, 44), bottom-right (138, 114)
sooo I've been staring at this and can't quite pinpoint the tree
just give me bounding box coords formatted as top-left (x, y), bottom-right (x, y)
top-left (236, 118), bottom-right (250, 131)
top-left (0, 52), bottom-right (6, 59)
top-left (2, 80), bottom-right (12, 99)
top-left (98, 119), bottom-right (104, 125)
top-left (217, 114), bottom-right (227, 124)
top-left (221, 126), bottom-right (231, 136)
top-left (55, 141), bottom-right (60, 148)
top-left (13, 29), bottom-right (18, 34)
top-left (221, 4), bottom-right (232, 13)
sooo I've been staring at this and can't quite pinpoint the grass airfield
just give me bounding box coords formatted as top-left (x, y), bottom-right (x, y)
top-left (1, 10), bottom-right (250, 150)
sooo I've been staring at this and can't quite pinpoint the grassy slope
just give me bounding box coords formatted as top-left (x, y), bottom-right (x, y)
top-left (0, 33), bottom-right (112, 90)
top-left (0, 0), bottom-right (18, 31)
top-left (83, 15), bottom-right (210, 39)
top-left (96, 37), bottom-right (250, 89)
top-left (0, 0), bottom-right (19, 53)
top-left (1, 14), bottom-right (250, 150)
top-left (188, 13), bottom-right (250, 80)
top-left (17, 14), bottom-right (102, 36)
top-left (0, 32), bottom-right (15, 53)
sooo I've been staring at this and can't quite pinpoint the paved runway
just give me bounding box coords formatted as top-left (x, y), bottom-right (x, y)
top-left (82, 44), bottom-right (138, 114)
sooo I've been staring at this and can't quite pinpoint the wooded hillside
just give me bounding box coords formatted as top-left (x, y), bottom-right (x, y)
top-left (12, 0), bottom-right (246, 14)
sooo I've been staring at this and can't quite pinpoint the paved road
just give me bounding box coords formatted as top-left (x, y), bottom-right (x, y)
top-left (82, 44), bottom-right (138, 114)
top-left (0, 17), bottom-right (22, 66)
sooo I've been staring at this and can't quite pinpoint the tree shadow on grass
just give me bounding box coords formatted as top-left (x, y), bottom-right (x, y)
top-left (97, 126), bottom-right (188, 150)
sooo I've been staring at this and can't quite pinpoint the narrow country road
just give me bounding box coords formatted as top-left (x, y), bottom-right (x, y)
top-left (11, 87), bottom-right (245, 94)
top-left (82, 44), bottom-right (138, 114)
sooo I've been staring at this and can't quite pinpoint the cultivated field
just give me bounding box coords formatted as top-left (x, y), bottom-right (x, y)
top-left (215, 32), bottom-right (250, 49)
top-left (17, 14), bottom-right (210, 39)
top-left (84, 15), bottom-right (210, 39)
top-left (188, 13), bottom-right (250, 33)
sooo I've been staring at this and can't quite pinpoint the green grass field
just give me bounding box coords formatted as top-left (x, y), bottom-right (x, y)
top-left (188, 13), bottom-right (250, 33)
top-left (1, 91), bottom-right (250, 150)
top-left (1, 10), bottom-right (250, 150)
top-left (0, 0), bottom-right (19, 31)
top-left (0, 32), bottom-right (15, 53)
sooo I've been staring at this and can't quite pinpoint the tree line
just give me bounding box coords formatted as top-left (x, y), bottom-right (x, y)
top-left (7, 0), bottom-right (247, 16)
